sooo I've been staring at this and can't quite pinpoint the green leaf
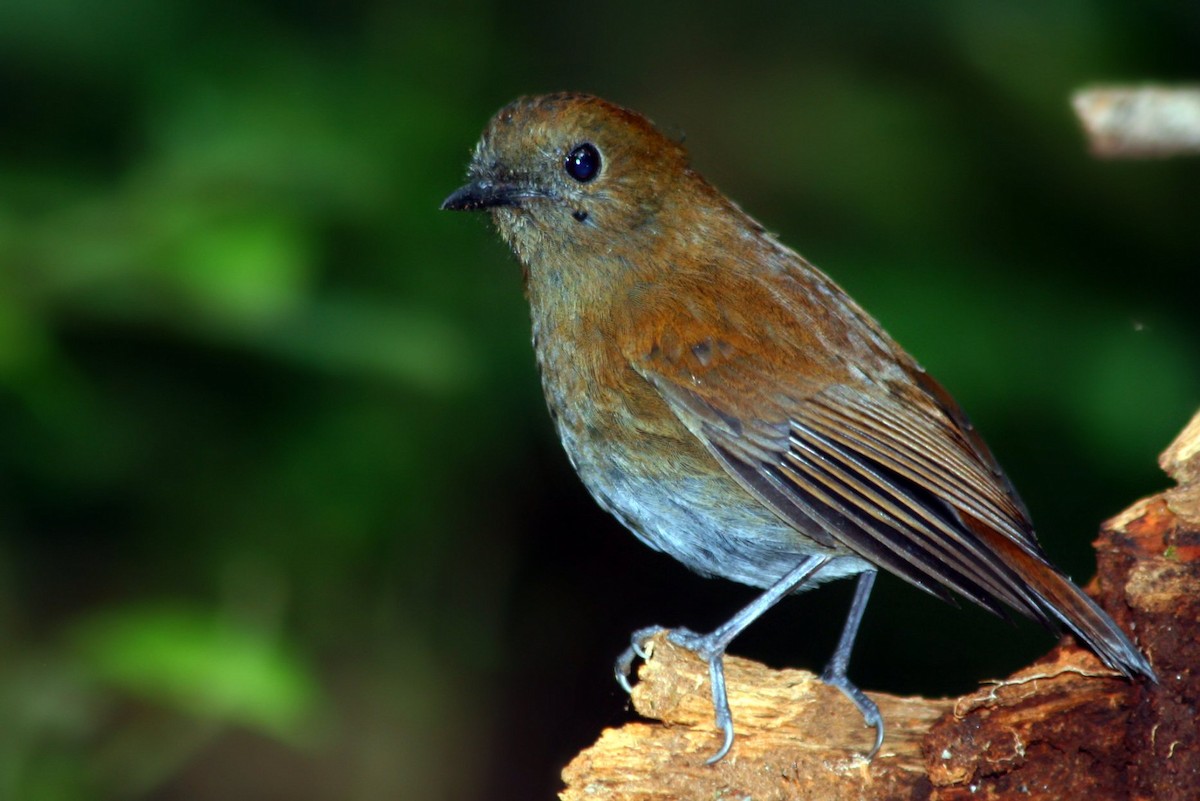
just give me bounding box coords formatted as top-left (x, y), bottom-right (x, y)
top-left (70, 605), bottom-right (317, 742)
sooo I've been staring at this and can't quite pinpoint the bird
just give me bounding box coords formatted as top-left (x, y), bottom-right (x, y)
top-left (440, 92), bottom-right (1156, 763)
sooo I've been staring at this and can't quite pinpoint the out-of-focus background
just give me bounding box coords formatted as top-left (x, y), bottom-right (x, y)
top-left (1, 2), bottom-right (1197, 799)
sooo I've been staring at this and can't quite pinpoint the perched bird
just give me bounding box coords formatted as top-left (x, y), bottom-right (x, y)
top-left (441, 93), bottom-right (1155, 762)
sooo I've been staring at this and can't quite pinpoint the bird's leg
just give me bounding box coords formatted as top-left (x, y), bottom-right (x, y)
top-left (819, 568), bottom-right (883, 758)
top-left (615, 554), bottom-right (829, 763)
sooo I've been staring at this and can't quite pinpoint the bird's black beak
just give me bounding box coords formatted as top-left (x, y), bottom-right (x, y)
top-left (440, 178), bottom-right (525, 212)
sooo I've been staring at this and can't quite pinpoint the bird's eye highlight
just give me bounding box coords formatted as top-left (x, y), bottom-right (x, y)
top-left (564, 143), bottom-right (601, 183)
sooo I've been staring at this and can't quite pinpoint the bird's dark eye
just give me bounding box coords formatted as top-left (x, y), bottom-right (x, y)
top-left (564, 143), bottom-right (601, 183)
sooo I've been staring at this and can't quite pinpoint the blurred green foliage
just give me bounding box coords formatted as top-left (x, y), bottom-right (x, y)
top-left (0, 1), bottom-right (1196, 799)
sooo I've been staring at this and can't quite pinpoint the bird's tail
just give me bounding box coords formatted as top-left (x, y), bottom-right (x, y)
top-left (977, 522), bottom-right (1156, 681)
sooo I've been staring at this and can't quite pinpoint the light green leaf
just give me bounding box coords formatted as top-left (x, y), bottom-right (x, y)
top-left (71, 605), bottom-right (318, 742)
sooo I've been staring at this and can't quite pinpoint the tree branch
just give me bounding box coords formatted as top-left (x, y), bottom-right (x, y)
top-left (1072, 86), bottom-right (1200, 158)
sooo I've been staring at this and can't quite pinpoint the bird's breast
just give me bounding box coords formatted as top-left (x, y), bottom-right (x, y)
top-left (529, 304), bottom-right (857, 589)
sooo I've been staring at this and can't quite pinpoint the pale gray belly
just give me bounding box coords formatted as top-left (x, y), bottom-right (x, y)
top-left (557, 418), bottom-right (871, 591)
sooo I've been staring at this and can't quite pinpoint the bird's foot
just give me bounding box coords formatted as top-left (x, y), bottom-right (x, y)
top-left (820, 665), bottom-right (884, 759)
top-left (614, 625), bottom-right (736, 763)
top-left (666, 627), bottom-right (736, 763)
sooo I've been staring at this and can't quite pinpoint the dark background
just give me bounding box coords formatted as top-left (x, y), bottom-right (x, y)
top-left (1, 2), bottom-right (1197, 799)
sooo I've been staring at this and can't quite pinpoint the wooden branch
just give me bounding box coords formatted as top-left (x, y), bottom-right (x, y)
top-left (560, 409), bottom-right (1200, 800)
top-left (1072, 86), bottom-right (1200, 158)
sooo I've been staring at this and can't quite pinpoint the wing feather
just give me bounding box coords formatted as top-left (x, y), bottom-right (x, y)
top-left (635, 324), bottom-right (1052, 623)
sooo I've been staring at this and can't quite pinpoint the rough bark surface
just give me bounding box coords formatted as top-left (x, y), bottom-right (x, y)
top-left (559, 409), bottom-right (1200, 800)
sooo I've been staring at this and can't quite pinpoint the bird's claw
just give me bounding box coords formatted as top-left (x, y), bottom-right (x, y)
top-left (706, 717), bottom-right (736, 765)
top-left (821, 667), bottom-right (884, 759)
top-left (614, 625), bottom-right (667, 694)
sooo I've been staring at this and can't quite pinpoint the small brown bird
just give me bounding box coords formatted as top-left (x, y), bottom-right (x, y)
top-left (442, 93), bottom-right (1155, 762)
